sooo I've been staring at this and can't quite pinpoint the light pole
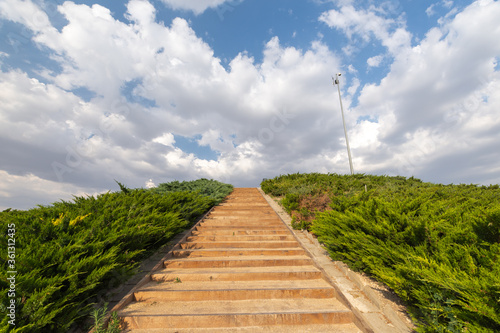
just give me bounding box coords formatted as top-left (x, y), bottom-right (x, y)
top-left (333, 73), bottom-right (354, 175)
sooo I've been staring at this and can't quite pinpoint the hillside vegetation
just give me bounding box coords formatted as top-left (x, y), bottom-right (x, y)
top-left (149, 178), bottom-right (233, 203)
top-left (262, 173), bottom-right (500, 332)
top-left (0, 179), bottom-right (233, 333)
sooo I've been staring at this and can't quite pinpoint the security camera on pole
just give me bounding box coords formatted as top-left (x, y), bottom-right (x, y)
top-left (333, 73), bottom-right (354, 175)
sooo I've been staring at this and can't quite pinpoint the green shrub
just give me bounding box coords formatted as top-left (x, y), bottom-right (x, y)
top-left (150, 178), bottom-right (233, 204)
top-left (262, 173), bottom-right (500, 332)
top-left (0, 179), bottom-right (232, 332)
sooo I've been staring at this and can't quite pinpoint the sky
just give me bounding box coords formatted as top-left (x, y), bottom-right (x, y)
top-left (1, 0), bottom-right (499, 210)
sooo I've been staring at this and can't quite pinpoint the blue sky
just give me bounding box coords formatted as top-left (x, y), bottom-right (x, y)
top-left (1, 0), bottom-right (499, 210)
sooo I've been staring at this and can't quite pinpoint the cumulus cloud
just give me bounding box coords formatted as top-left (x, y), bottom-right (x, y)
top-left (367, 54), bottom-right (384, 68)
top-left (0, 0), bottom-right (54, 33)
top-left (350, 0), bottom-right (500, 184)
top-left (159, 0), bottom-right (237, 15)
top-left (0, 170), bottom-right (103, 211)
top-left (319, 4), bottom-right (411, 55)
top-left (0, 0), bottom-right (346, 209)
top-left (1, 0), bottom-right (499, 210)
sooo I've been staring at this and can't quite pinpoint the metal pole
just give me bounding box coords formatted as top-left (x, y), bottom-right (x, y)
top-left (334, 73), bottom-right (354, 175)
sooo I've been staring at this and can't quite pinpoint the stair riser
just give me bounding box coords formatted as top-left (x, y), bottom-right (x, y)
top-left (220, 204), bottom-right (269, 206)
top-left (214, 206), bottom-right (274, 209)
top-left (172, 249), bottom-right (306, 258)
top-left (199, 218), bottom-right (285, 229)
top-left (180, 242), bottom-right (299, 249)
top-left (199, 223), bottom-right (283, 227)
top-left (196, 226), bottom-right (285, 231)
top-left (191, 230), bottom-right (290, 236)
top-left (186, 236), bottom-right (295, 242)
top-left (122, 311), bottom-right (353, 329)
top-left (164, 258), bottom-right (313, 268)
top-left (207, 212), bottom-right (276, 215)
top-left (151, 271), bottom-right (322, 282)
top-left (134, 288), bottom-right (335, 302)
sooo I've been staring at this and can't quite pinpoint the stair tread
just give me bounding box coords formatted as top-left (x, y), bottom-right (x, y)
top-left (192, 230), bottom-right (290, 234)
top-left (167, 255), bottom-right (310, 262)
top-left (180, 241), bottom-right (300, 249)
top-left (175, 247), bottom-right (303, 251)
top-left (138, 279), bottom-right (333, 292)
top-left (119, 298), bottom-right (350, 316)
top-left (124, 323), bottom-right (362, 333)
top-left (183, 240), bottom-right (298, 245)
top-left (155, 265), bottom-right (320, 274)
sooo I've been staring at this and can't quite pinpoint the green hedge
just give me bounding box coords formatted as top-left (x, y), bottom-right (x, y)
top-left (261, 173), bottom-right (500, 332)
top-left (0, 179), bottom-right (232, 332)
top-left (150, 178), bottom-right (233, 204)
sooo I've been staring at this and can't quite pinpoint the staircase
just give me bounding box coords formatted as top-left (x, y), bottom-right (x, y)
top-left (117, 188), bottom-right (362, 332)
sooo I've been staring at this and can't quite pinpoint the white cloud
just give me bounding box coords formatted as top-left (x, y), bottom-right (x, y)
top-left (198, 129), bottom-right (234, 154)
top-left (443, 0), bottom-right (454, 9)
top-left (159, 0), bottom-right (236, 15)
top-left (0, 70), bottom-right (81, 149)
top-left (367, 54), bottom-right (384, 67)
top-left (0, 0), bottom-right (54, 33)
top-left (319, 4), bottom-right (411, 55)
top-left (347, 77), bottom-right (360, 96)
top-left (153, 133), bottom-right (175, 147)
top-left (0, 0), bottom-right (346, 209)
top-left (0, 170), bottom-right (103, 211)
top-left (426, 4), bottom-right (436, 17)
top-left (145, 179), bottom-right (155, 188)
top-left (2, 0), bottom-right (500, 210)
top-left (351, 0), bottom-right (500, 184)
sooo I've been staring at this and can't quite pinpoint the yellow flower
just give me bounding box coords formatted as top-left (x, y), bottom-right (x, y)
top-left (51, 213), bottom-right (65, 226)
top-left (69, 213), bottom-right (91, 226)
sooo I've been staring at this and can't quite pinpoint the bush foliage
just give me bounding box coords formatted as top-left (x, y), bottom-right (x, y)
top-left (261, 173), bottom-right (500, 332)
top-left (0, 179), bottom-right (233, 332)
top-left (150, 178), bottom-right (233, 204)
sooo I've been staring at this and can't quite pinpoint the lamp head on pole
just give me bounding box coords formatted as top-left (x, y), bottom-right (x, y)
top-left (333, 73), bottom-right (341, 85)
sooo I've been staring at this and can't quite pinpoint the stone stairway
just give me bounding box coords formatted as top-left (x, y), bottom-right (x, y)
top-left (116, 188), bottom-right (362, 332)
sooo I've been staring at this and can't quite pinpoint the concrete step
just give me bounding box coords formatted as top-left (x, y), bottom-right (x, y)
top-left (195, 225), bottom-right (288, 230)
top-left (206, 211), bottom-right (277, 214)
top-left (197, 225), bottom-right (284, 230)
top-left (119, 298), bottom-right (353, 329)
top-left (123, 323), bottom-right (362, 333)
top-left (134, 287), bottom-right (336, 302)
top-left (199, 219), bottom-right (281, 223)
top-left (220, 202), bottom-right (271, 206)
top-left (180, 241), bottom-right (299, 249)
top-left (113, 188), bottom-right (361, 332)
top-left (137, 279), bottom-right (333, 291)
top-left (191, 229), bottom-right (290, 235)
top-left (207, 215), bottom-right (277, 219)
top-left (163, 256), bottom-right (313, 268)
top-left (151, 265), bottom-right (323, 282)
top-left (206, 212), bottom-right (278, 216)
top-left (199, 219), bottom-right (283, 225)
top-left (214, 205), bottom-right (275, 208)
top-left (134, 280), bottom-right (335, 302)
top-left (172, 248), bottom-right (306, 258)
top-left (186, 235), bottom-right (296, 242)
